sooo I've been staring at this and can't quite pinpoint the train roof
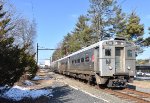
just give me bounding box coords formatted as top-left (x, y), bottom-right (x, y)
top-left (52, 39), bottom-right (136, 63)
top-left (52, 40), bottom-right (107, 63)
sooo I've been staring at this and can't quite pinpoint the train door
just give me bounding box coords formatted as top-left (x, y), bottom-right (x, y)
top-left (65, 59), bottom-right (68, 70)
top-left (67, 57), bottom-right (70, 70)
top-left (115, 47), bottom-right (124, 73)
top-left (94, 47), bottom-right (99, 73)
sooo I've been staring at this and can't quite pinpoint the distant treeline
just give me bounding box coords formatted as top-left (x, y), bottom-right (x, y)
top-left (52, 0), bottom-right (150, 61)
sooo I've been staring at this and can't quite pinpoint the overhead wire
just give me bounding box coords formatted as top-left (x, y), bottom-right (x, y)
top-left (119, 0), bottom-right (127, 6)
top-left (30, 0), bottom-right (35, 20)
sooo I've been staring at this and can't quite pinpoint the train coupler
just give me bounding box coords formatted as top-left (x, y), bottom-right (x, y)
top-left (107, 79), bottom-right (127, 88)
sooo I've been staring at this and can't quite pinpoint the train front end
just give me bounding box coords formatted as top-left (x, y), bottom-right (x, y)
top-left (100, 38), bottom-right (138, 87)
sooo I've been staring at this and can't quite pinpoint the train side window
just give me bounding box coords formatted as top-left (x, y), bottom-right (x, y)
top-left (127, 50), bottom-right (132, 57)
top-left (72, 60), bottom-right (74, 64)
top-left (105, 49), bottom-right (111, 56)
top-left (85, 56), bottom-right (89, 62)
top-left (85, 53), bottom-right (89, 62)
top-left (75, 60), bottom-right (77, 63)
top-left (77, 59), bottom-right (80, 63)
top-left (81, 58), bottom-right (84, 62)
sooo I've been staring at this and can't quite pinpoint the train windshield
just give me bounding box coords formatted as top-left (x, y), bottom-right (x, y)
top-left (105, 49), bottom-right (111, 56)
top-left (127, 50), bottom-right (132, 57)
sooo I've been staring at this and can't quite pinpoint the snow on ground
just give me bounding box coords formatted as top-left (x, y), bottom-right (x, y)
top-left (23, 80), bottom-right (34, 86)
top-left (32, 75), bottom-right (53, 81)
top-left (1, 85), bottom-right (53, 101)
top-left (0, 85), bottom-right (10, 94)
top-left (32, 76), bottom-right (43, 81)
top-left (0, 86), bottom-right (7, 90)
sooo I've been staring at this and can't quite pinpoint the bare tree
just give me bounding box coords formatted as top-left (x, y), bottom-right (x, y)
top-left (0, 0), bottom-right (37, 54)
top-left (12, 18), bottom-right (37, 54)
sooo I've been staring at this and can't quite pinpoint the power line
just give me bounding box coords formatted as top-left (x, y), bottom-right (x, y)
top-left (30, 0), bottom-right (35, 20)
top-left (119, 0), bottom-right (127, 5)
top-left (36, 43), bottom-right (59, 64)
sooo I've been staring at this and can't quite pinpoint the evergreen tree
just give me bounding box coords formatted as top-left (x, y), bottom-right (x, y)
top-left (52, 42), bottom-right (63, 61)
top-left (88, 0), bottom-right (117, 41)
top-left (112, 6), bottom-right (127, 37)
top-left (52, 0), bottom-right (150, 60)
top-left (62, 33), bottom-right (71, 55)
top-left (0, 5), bottom-right (12, 39)
top-left (115, 12), bottom-right (150, 54)
top-left (73, 15), bottom-right (93, 47)
top-left (0, 4), bottom-right (37, 87)
top-left (143, 37), bottom-right (150, 47)
top-left (126, 12), bottom-right (144, 42)
top-left (58, 15), bottom-right (94, 57)
top-left (142, 27), bottom-right (150, 46)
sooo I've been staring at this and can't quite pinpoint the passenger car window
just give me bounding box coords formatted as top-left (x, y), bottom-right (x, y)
top-left (85, 57), bottom-right (89, 62)
top-left (105, 49), bottom-right (111, 56)
top-left (72, 60), bottom-right (74, 64)
top-left (75, 60), bottom-right (76, 63)
top-left (85, 53), bottom-right (89, 62)
top-left (127, 50), bottom-right (132, 57)
top-left (81, 58), bottom-right (84, 62)
top-left (77, 59), bottom-right (80, 63)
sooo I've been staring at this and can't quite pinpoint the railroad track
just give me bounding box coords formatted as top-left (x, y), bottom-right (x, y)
top-left (93, 82), bottom-right (150, 103)
top-left (56, 73), bottom-right (150, 103)
top-left (105, 88), bottom-right (150, 103)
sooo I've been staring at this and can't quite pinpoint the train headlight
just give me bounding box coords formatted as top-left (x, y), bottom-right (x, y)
top-left (127, 66), bottom-right (131, 70)
top-left (121, 42), bottom-right (124, 45)
top-left (108, 66), bottom-right (113, 70)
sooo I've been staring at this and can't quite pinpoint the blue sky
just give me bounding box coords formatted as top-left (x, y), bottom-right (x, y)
top-left (9, 0), bottom-right (150, 64)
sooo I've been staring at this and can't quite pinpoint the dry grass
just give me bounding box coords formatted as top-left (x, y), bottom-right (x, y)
top-left (0, 69), bottom-right (54, 103)
top-left (27, 79), bottom-right (54, 90)
top-left (130, 80), bottom-right (150, 88)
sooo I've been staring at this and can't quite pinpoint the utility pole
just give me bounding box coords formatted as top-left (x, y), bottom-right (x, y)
top-left (50, 57), bottom-right (52, 66)
top-left (37, 43), bottom-right (38, 65)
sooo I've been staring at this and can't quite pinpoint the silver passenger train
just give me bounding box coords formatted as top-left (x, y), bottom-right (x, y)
top-left (51, 37), bottom-right (138, 87)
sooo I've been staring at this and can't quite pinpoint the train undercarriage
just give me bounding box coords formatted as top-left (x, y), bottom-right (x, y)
top-left (55, 70), bottom-right (132, 88)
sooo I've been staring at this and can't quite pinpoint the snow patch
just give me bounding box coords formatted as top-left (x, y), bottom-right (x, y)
top-left (23, 80), bottom-right (34, 86)
top-left (1, 85), bottom-right (53, 101)
top-left (32, 76), bottom-right (43, 81)
top-left (13, 85), bottom-right (28, 90)
top-left (0, 85), bottom-right (10, 94)
top-left (0, 86), bottom-right (7, 90)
